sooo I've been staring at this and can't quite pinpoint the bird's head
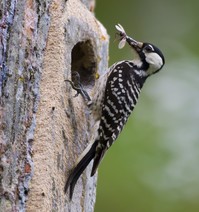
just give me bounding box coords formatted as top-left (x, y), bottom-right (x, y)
top-left (115, 24), bottom-right (165, 77)
top-left (128, 41), bottom-right (165, 76)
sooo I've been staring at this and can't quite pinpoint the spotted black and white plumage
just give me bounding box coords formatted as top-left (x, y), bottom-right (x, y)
top-left (90, 61), bottom-right (144, 176)
top-left (65, 24), bottom-right (165, 199)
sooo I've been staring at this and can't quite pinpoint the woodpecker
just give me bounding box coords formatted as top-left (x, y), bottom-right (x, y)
top-left (65, 24), bottom-right (165, 199)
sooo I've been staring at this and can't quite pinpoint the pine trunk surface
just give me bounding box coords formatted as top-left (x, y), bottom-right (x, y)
top-left (0, 0), bottom-right (109, 211)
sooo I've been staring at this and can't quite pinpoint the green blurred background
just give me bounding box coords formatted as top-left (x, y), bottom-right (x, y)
top-left (95, 0), bottom-right (199, 212)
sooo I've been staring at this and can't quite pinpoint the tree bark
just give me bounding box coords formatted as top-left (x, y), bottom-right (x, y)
top-left (0, 0), bottom-right (109, 211)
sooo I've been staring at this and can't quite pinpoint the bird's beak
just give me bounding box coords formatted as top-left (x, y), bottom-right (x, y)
top-left (126, 36), bottom-right (143, 51)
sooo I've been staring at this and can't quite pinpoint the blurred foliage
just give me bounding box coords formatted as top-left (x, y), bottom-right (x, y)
top-left (95, 0), bottom-right (199, 212)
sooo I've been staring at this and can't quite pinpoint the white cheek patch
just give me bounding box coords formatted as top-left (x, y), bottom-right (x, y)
top-left (145, 52), bottom-right (163, 73)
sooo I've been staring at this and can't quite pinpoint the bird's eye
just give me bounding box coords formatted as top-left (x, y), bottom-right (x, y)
top-left (145, 45), bottom-right (153, 52)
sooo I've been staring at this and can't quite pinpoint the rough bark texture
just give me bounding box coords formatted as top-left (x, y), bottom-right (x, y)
top-left (0, 0), bottom-right (109, 211)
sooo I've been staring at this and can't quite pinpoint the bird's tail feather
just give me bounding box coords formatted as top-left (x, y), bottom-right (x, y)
top-left (91, 146), bottom-right (107, 177)
top-left (64, 142), bottom-right (97, 200)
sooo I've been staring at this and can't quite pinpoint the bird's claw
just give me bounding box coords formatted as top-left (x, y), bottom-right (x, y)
top-left (65, 72), bottom-right (92, 106)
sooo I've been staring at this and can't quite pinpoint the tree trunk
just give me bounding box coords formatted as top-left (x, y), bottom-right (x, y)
top-left (0, 0), bottom-right (109, 211)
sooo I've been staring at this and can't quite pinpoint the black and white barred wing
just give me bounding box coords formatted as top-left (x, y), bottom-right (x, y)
top-left (91, 62), bottom-right (140, 176)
